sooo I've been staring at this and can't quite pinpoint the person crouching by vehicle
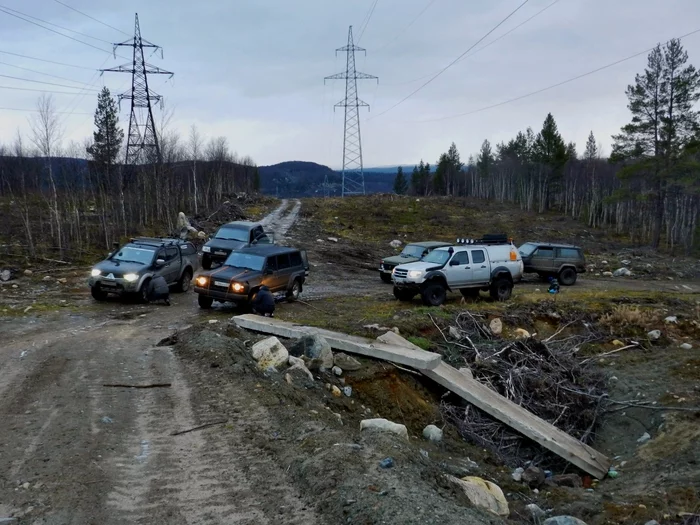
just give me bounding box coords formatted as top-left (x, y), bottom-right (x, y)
top-left (147, 275), bottom-right (171, 306)
top-left (252, 285), bottom-right (275, 317)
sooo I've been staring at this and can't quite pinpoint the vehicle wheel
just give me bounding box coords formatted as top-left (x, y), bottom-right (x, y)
top-left (489, 278), bottom-right (512, 302)
top-left (421, 282), bottom-right (447, 307)
top-left (286, 279), bottom-right (302, 302)
top-left (380, 273), bottom-right (393, 284)
top-left (393, 287), bottom-right (416, 302)
top-left (176, 269), bottom-right (192, 293)
top-left (202, 254), bottom-right (212, 270)
top-left (460, 288), bottom-right (480, 299)
top-left (198, 294), bottom-right (214, 309)
top-left (91, 286), bottom-right (107, 301)
top-left (138, 278), bottom-right (151, 304)
top-left (559, 267), bottom-right (577, 286)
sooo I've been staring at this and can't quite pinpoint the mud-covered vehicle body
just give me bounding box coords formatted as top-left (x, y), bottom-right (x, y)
top-left (201, 221), bottom-right (274, 269)
top-left (392, 236), bottom-right (523, 306)
top-left (88, 238), bottom-right (199, 301)
top-left (378, 241), bottom-right (451, 283)
top-left (194, 245), bottom-right (309, 309)
top-left (518, 242), bottom-right (586, 285)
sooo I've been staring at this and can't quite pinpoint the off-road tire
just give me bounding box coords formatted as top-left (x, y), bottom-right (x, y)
top-left (139, 278), bottom-right (151, 304)
top-left (460, 287), bottom-right (480, 299)
top-left (175, 269), bottom-right (192, 293)
top-left (198, 294), bottom-right (214, 309)
top-left (421, 282), bottom-right (447, 307)
top-left (489, 278), bottom-right (512, 302)
top-left (380, 273), bottom-right (393, 284)
top-left (559, 267), bottom-right (577, 286)
top-left (202, 254), bottom-right (212, 270)
top-left (393, 287), bottom-right (416, 302)
top-left (91, 286), bottom-right (107, 301)
top-left (286, 279), bottom-right (302, 303)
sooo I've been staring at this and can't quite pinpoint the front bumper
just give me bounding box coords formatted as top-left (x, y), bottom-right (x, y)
top-left (194, 285), bottom-right (247, 303)
top-left (88, 276), bottom-right (140, 294)
top-left (378, 264), bottom-right (396, 275)
top-left (392, 278), bottom-right (422, 291)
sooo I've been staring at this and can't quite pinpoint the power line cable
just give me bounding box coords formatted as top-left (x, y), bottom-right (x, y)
top-left (374, 0), bottom-right (438, 54)
top-left (0, 73), bottom-right (99, 91)
top-left (356, 0), bottom-right (379, 44)
top-left (0, 50), bottom-right (96, 71)
top-left (52, 0), bottom-right (130, 37)
top-left (0, 6), bottom-right (130, 60)
top-left (369, 0), bottom-right (530, 119)
top-left (0, 106), bottom-right (91, 115)
top-left (0, 60), bottom-right (97, 87)
top-left (0, 4), bottom-right (114, 44)
top-left (0, 84), bottom-right (93, 95)
top-left (414, 26), bottom-right (700, 123)
top-left (384, 0), bottom-right (559, 86)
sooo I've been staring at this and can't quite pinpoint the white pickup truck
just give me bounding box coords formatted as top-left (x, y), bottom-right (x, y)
top-left (392, 239), bottom-right (523, 306)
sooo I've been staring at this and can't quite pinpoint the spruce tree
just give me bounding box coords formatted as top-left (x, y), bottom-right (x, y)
top-left (87, 87), bottom-right (124, 174)
top-left (393, 166), bottom-right (408, 194)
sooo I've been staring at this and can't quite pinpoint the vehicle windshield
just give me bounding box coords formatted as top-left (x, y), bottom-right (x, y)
top-left (111, 246), bottom-right (155, 265)
top-left (401, 245), bottom-right (426, 258)
top-left (224, 252), bottom-right (265, 271)
top-left (214, 226), bottom-right (248, 242)
top-left (422, 250), bottom-right (451, 265)
top-left (518, 243), bottom-right (537, 257)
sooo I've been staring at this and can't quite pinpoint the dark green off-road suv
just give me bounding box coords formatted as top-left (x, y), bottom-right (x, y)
top-left (378, 241), bottom-right (451, 283)
top-left (518, 242), bottom-right (586, 285)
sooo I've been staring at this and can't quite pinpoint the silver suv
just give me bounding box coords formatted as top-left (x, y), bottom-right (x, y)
top-left (392, 238), bottom-right (523, 306)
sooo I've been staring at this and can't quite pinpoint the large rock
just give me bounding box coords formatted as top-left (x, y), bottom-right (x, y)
top-left (551, 473), bottom-right (582, 488)
top-left (613, 268), bottom-right (632, 277)
top-left (0, 269), bottom-right (11, 282)
top-left (647, 330), bottom-right (661, 341)
top-left (522, 466), bottom-right (545, 488)
top-left (680, 343), bottom-right (693, 350)
top-left (423, 424), bottom-right (443, 442)
top-left (489, 318), bottom-right (503, 336)
top-left (333, 352), bottom-right (362, 371)
top-left (514, 328), bottom-right (530, 339)
top-left (389, 239), bottom-right (402, 248)
top-left (446, 475), bottom-right (509, 516)
top-left (543, 517), bottom-right (588, 525)
top-left (289, 335), bottom-right (333, 370)
top-left (251, 337), bottom-right (289, 370)
top-left (287, 356), bottom-right (313, 381)
top-left (360, 418), bottom-right (408, 440)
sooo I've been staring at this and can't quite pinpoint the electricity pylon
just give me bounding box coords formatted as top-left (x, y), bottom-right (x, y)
top-left (325, 25), bottom-right (378, 197)
top-left (102, 13), bottom-right (173, 165)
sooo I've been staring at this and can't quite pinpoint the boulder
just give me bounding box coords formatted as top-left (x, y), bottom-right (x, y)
top-left (543, 517), bottom-right (588, 525)
top-left (647, 330), bottom-right (662, 341)
top-left (389, 239), bottom-right (402, 248)
top-left (287, 356), bottom-right (313, 381)
top-left (522, 466), bottom-right (545, 488)
top-left (602, 271), bottom-right (614, 277)
top-left (332, 366), bottom-right (343, 376)
top-left (446, 475), bottom-right (509, 516)
top-left (423, 424), bottom-right (443, 443)
top-left (289, 335), bottom-right (333, 370)
top-left (551, 473), bottom-right (582, 488)
top-left (360, 418), bottom-right (408, 440)
top-left (489, 318), bottom-right (503, 336)
top-left (621, 259), bottom-right (631, 265)
top-left (57, 278), bottom-right (68, 284)
top-left (665, 316), bottom-right (678, 324)
top-left (251, 337), bottom-right (289, 371)
top-left (514, 328), bottom-right (530, 339)
top-left (23, 269), bottom-right (33, 276)
top-left (527, 503), bottom-right (547, 522)
top-left (511, 467), bottom-right (525, 482)
top-left (601, 260), bottom-right (609, 265)
top-left (0, 269), bottom-right (11, 282)
top-left (334, 352), bottom-right (362, 371)
top-left (327, 237), bottom-right (339, 243)
top-left (680, 343), bottom-right (692, 350)
top-left (42, 275), bottom-right (53, 282)
top-left (331, 385), bottom-right (342, 397)
top-left (637, 432), bottom-right (651, 444)
top-left (613, 268), bottom-right (632, 277)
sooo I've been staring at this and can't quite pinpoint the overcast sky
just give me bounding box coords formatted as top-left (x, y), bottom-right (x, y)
top-left (1, 0), bottom-right (699, 167)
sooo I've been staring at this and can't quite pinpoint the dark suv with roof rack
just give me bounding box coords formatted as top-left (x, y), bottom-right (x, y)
top-left (88, 237), bottom-right (199, 301)
top-left (518, 242), bottom-right (586, 285)
top-left (193, 245), bottom-right (309, 309)
top-left (201, 221), bottom-right (274, 269)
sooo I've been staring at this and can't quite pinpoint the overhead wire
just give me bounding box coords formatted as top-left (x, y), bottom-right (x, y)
top-left (0, 50), bottom-right (97, 71)
top-left (0, 60), bottom-right (98, 87)
top-left (356, 0), bottom-right (379, 44)
top-left (0, 85), bottom-right (93, 95)
top-left (52, 0), bottom-right (130, 37)
top-left (413, 26), bottom-right (700, 123)
top-left (373, 0), bottom-right (438, 54)
top-left (0, 106), bottom-right (91, 115)
top-left (369, 0), bottom-right (531, 119)
top-left (0, 73), bottom-right (99, 91)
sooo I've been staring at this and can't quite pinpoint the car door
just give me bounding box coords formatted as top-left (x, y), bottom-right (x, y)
top-left (530, 246), bottom-right (555, 273)
top-left (163, 246), bottom-right (181, 283)
top-left (153, 248), bottom-right (169, 280)
top-left (261, 255), bottom-right (278, 289)
top-left (447, 250), bottom-right (472, 287)
top-left (274, 253), bottom-right (293, 292)
top-left (470, 249), bottom-right (489, 284)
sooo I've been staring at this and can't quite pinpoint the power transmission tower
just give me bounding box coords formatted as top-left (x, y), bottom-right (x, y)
top-left (324, 25), bottom-right (378, 197)
top-left (102, 13), bottom-right (173, 165)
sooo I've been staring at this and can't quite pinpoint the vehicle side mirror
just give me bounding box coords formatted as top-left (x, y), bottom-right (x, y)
top-left (155, 259), bottom-right (165, 267)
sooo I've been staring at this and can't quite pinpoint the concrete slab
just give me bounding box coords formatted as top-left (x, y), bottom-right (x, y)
top-left (232, 315), bottom-right (442, 370)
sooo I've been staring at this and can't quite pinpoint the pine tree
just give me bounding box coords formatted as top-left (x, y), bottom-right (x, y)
top-left (533, 113), bottom-right (568, 210)
top-left (87, 87), bottom-right (123, 173)
top-left (253, 167), bottom-right (261, 191)
top-left (611, 39), bottom-right (700, 248)
top-left (433, 154), bottom-right (448, 195)
top-left (410, 164), bottom-right (420, 195)
top-left (393, 166), bottom-right (408, 194)
top-left (477, 140), bottom-right (493, 198)
top-left (584, 131), bottom-right (598, 161)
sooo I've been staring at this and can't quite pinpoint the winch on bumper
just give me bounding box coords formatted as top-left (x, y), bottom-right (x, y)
top-left (88, 274), bottom-right (142, 295)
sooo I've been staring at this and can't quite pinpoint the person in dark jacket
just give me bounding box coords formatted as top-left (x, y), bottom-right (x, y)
top-left (251, 285), bottom-right (275, 317)
top-left (147, 275), bottom-right (171, 305)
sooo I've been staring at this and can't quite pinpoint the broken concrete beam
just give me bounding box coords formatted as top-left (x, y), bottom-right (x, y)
top-left (232, 314), bottom-right (441, 370)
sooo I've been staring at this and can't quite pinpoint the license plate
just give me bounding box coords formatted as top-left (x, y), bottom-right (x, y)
top-left (101, 281), bottom-right (117, 287)
top-left (215, 251), bottom-right (227, 256)
top-left (214, 281), bottom-right (229, 287)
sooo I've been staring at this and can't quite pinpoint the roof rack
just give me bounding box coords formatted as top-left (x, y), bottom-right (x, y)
top-left (455, 233), bottom-right (512, 246)
top-left (130, 237), bottom-right (182, 247)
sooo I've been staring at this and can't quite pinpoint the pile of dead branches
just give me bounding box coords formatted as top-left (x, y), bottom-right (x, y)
top-left (436, 311), bottom-right (608, 465)
top-left (193, 201), bottom-right (248, 234)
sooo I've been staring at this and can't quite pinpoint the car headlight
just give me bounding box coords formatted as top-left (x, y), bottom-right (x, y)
top-left (123, 273), bottom-right (139, 282)
top-left (196, 276), bottom-right (208, 286)
top-left (231, 282), bottom-right (245, 293)
top-left (408, 270), bottom-right (423, 278)
top-left (202, 246), bottom-right (211, 253)
top-left (91, 269), bottom-right (101, 277)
